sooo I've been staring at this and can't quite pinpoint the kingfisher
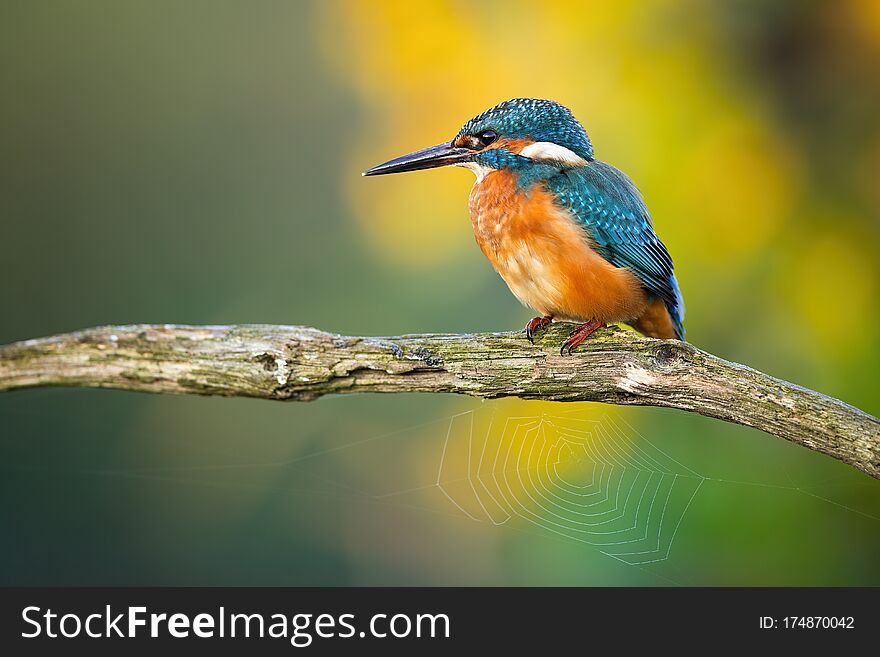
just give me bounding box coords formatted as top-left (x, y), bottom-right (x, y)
top-left (363, 98), bottom-right (685, 354)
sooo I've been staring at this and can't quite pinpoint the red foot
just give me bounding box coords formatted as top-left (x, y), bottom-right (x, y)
top-left (524, 316), bottom-right (553, 343)
top-left (560, 320), bottom-right (605, 355)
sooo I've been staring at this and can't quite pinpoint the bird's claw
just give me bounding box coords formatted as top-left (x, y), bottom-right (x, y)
top-left (524, 316), bottom-right (553, 344)
top-left (559, 320), bottom-right (605, 355)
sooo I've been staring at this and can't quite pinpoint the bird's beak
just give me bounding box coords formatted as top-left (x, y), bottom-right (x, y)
top-left (362, 141), bottom-right (472, 176)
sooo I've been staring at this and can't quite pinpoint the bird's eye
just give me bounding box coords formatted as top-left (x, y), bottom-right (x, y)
top-left (478, 130), bottom-right (497, 146)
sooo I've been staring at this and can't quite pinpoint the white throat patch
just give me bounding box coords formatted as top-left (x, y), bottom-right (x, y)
top-left (519, 141), bottom-right (588, 167)
top-left (456, 161), bottom-right (492, 182)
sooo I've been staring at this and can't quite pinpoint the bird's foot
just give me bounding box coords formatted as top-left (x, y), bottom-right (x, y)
top-left (524, 316), bottom-right (553, 344)
top-left (560, 320), bottom-right (605, 355)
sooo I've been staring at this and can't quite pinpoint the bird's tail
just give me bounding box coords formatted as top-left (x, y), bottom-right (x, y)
top-left (666, 273), bottom-right (686, 340)
top-left (632, 275), bottom-right (686, 340)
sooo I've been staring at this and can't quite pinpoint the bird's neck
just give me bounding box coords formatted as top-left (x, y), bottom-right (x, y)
top-left (470, 152), bottom-right (564, 192)
top-left (508, 161), bottom-right (565, 189)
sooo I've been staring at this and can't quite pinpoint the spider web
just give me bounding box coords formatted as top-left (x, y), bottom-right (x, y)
top-left (14, 396), bottom-right (877, 581)
top-left (433, 407), bottom-right (704, 565)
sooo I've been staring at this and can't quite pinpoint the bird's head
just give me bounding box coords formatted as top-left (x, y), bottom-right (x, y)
top-left (363, 98), bottom-right (593, 179)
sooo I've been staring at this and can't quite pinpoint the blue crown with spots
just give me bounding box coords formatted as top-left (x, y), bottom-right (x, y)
top-left (457, 98), bottom-right (594, 160)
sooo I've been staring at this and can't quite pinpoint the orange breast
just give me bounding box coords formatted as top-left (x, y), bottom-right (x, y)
top-left (468, 170), bottom-right (649, 324)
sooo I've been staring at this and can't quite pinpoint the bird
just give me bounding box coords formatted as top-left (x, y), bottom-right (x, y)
top-left (363, 98), bottom-right (685, 354)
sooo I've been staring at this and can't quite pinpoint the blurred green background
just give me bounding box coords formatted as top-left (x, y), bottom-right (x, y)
top-left (1, 0), bottom-right (879, 586)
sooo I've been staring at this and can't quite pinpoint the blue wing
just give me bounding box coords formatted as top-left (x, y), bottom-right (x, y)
top-left (546, 161), bottom-right (685, 339)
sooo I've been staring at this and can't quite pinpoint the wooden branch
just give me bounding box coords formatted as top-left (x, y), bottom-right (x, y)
top-left (1, 323), bottom-right (878, 479)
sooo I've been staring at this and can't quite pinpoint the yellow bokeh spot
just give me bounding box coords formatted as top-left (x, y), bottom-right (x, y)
top-left (676, 116), bottom-right (800, 265)
top-left (849, 0), bottom-right (880, 49)
top-left (778, 229), bottom-right (877, 355)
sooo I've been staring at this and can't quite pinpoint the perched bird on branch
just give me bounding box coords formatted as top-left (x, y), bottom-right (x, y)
top-left (364, 98), bottom-right (685, 354)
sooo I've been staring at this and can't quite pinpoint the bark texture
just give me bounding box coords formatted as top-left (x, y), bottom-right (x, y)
top-left (1, 323), bottom-right (877, 479)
